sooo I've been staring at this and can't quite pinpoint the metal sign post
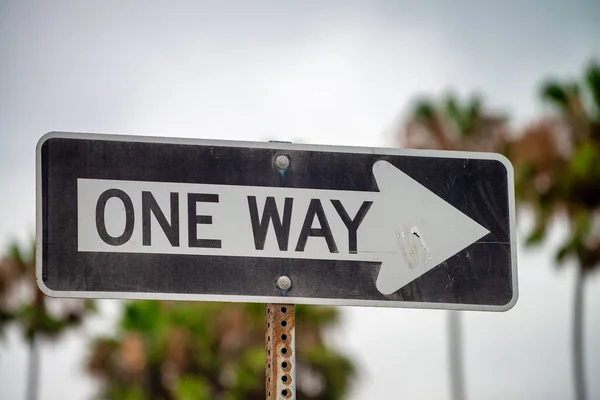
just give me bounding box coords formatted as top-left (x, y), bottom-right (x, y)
top-left (266, 303), bottom-right (295, 400)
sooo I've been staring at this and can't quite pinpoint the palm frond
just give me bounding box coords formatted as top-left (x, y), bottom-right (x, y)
top-left (585, 61), bottom-right (600, 120)
top-left (541, 80), bottom-right (571, 111)
top-left (412, 99), bottom-right (436, 122)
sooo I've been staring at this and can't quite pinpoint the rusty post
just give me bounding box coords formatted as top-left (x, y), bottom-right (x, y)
top-left (266, 303), bottom-right (295, 399)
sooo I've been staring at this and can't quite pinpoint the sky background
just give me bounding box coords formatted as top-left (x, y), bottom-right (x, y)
top-left (1, 1), bottom-right (600, 399)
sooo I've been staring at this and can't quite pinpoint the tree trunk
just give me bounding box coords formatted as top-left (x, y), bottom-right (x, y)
top-left (26, 335), bottom-right (39, 400)
top-left (573, 267), bottom-right (586, 400)
top-left (448, 311), bottom-right (465, 400)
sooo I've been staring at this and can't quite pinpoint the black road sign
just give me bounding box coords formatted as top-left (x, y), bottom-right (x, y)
top-left (36, 132), bottom-right (517, 311)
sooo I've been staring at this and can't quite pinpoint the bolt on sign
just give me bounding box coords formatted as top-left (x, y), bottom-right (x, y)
top-left (36, 132), bottom-right (517, 311)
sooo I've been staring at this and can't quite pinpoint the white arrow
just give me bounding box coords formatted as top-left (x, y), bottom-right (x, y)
top-left (362, 161), bottom-right (490, 294)
top-left (77, 160), bottom-right (489, 295)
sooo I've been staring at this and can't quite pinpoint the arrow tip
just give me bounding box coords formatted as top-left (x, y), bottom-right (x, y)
top-left (370, 159), bottom-right (491, 295)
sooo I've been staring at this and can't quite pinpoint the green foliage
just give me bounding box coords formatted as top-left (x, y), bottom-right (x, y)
top-left (304, 346), bottom-right (354, 400)
top-left (570, 141), bottom-right (596, 177)
top-left (114, 387), bottom-right (145, 400)
top-left (541, 80), bottom-right (572, 109)
top-left (518, 62), bottom-right (600, 272)
top-left (0, 239), bottom-right (95, 342)
top-left (404, 62), bottom-right (600, 400)
top-left (405, 91), bottom-right (507, 152)
top-left (404, 58), bottom-right (600, 274)
top-left (413, 99), bottom-right (436, 121)
top-left (443, 92), bottom-right (483, 137)
top-left (175, 376), bottom-right (212, 400)
top-left (88, 301), bottom-right (354, 400)
top-left (295, 303), bottom-right (338, 326)
top-left (584, 61), bottom-right (600, 118)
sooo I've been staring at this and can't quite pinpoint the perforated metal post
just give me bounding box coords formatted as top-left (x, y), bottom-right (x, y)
top-left (266, 303), bottom-right (295, 400)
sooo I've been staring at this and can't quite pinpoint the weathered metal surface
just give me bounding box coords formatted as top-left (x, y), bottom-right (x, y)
top-left (38, 132), bottom-right (517, 311)
top-left (266, 303), bottom-right (295, 399)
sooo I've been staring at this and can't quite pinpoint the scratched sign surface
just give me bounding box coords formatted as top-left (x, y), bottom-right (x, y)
top-left (36, 132), bottom-right (517, 311)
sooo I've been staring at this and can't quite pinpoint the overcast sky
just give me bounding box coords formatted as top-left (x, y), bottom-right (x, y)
top-left (1, 1), bottom-right (599, 399)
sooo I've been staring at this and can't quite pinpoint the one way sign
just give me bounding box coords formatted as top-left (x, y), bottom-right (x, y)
top-left (36, 132), bottom-right (517, 311)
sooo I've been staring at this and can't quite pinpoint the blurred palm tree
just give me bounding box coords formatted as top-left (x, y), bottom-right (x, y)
top-left (399, 92), bottom-right (509, 400)
top-left (0, 240), bottom-right (95, 400)
top-left (508, 61), bottom-right (600, 400)
top-left (87, 301), bottom-right (354, 400)
top-left (401, 61), bottom-right (600, 400)
top-left (402, 92), bottom-right (509, 152)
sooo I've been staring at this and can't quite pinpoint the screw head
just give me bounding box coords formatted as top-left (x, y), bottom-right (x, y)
top-left (274, 155), bottom-right (290, 170)
top-left (276, 275), bottom-right (292, 291)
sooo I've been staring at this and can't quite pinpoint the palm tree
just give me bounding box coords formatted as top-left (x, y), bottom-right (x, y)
top-left (402, 92), bottom-right (508, 152)
top-left (400, 62), bottom-right (600, 400)
top-left (0, 240), bottom-right (95, 400)
top-left (508, 61), bottom-right (600, 400)
top-left (87, 300), bottom-right (355, 400)
top-left (399, 92), bottom-right (509, 400)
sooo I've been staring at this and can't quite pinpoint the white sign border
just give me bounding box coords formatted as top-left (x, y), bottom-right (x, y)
top-left (36, 131), bottom-right (518, 312)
